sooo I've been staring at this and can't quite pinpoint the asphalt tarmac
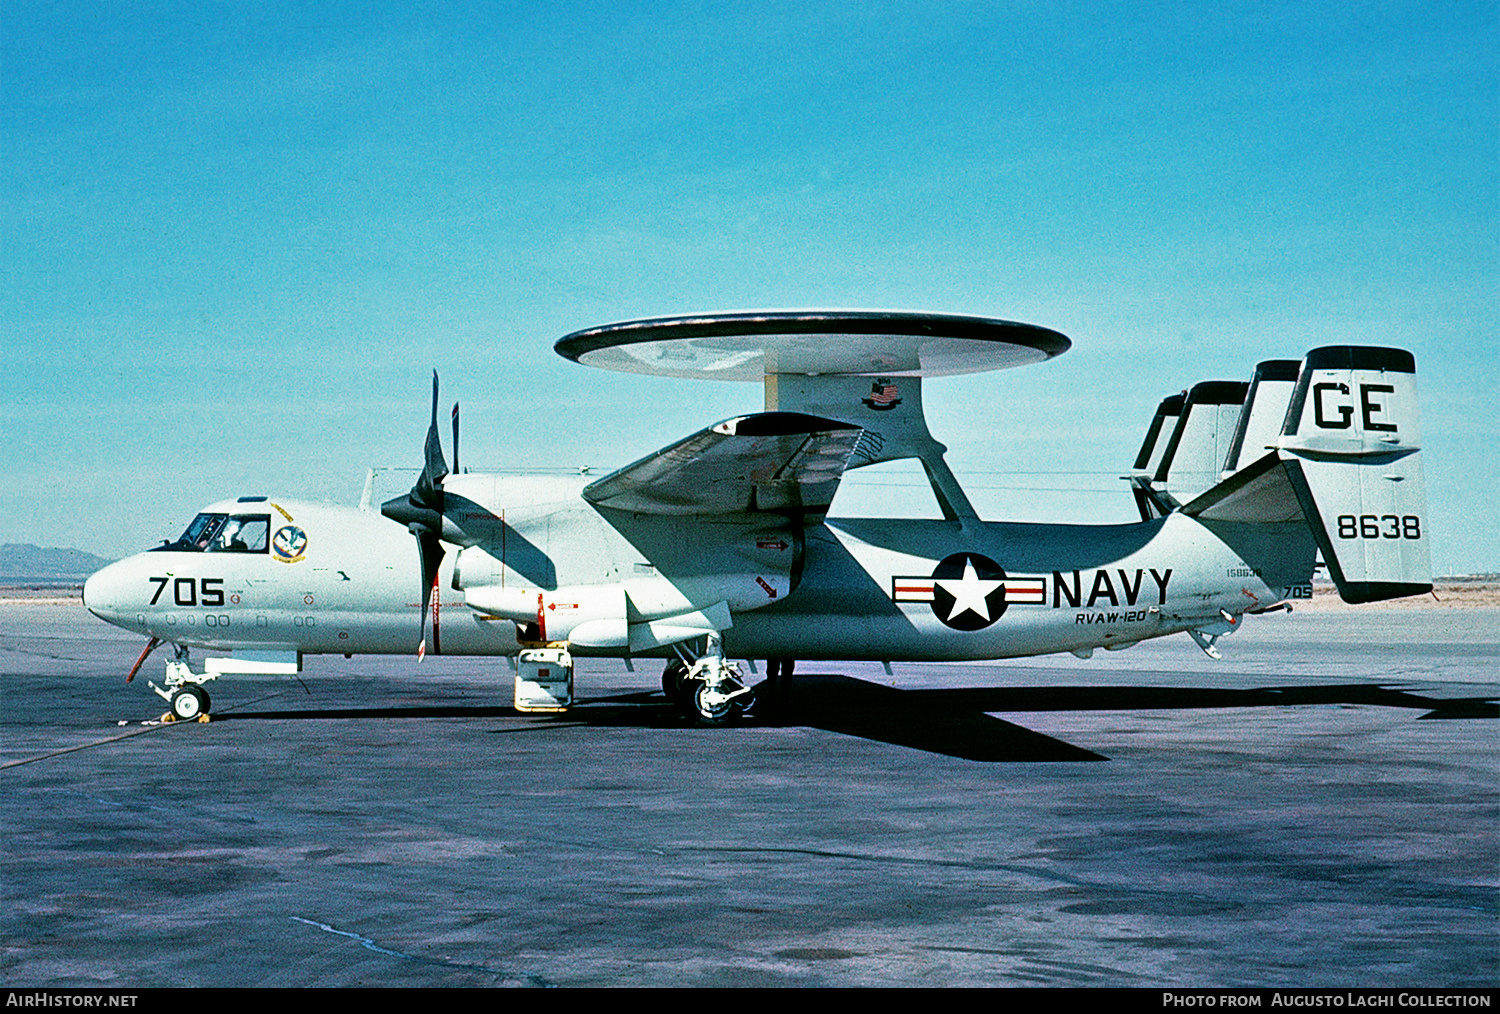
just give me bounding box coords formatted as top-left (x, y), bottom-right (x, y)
top-left (3, 600), bottom-right (1495, 987)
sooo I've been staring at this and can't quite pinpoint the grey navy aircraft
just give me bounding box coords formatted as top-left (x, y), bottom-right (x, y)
top-left (82, 312), bottom-right (1431, 724)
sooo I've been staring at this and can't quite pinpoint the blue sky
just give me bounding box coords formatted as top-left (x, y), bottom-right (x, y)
top-left (3, 2), bottom-right (1496, 573)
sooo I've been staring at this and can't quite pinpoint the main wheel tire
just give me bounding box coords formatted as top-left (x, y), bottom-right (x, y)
top-left (170, 686), bottom-right (209, 721)
top-left (694, 682), bottom-right (752, 725)
top-left (661, 661), bottom-right (692, 706)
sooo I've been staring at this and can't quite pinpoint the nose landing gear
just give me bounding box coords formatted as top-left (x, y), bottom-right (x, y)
top-left (148, 648), bottom-right (217, 723)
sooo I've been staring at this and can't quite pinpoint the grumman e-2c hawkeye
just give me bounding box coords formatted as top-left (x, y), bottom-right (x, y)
top-left (82, 312), bottom-right (1431, 725)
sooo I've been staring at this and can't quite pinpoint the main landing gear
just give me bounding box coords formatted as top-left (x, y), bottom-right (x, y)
top-left (147, 648), bottom-right (217, 723)
top-left (662, 633), bottom-right (755, 724)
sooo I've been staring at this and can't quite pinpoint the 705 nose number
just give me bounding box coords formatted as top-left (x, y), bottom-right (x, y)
top-left (148, 576), bottom-right (224, 607)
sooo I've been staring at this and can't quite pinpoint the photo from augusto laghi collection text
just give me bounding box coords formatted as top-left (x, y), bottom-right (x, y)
top-left (1161, 993), bottom-right (1492, 1008)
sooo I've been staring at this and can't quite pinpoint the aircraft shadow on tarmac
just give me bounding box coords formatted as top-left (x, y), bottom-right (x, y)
top-left (215, 675), bottom-right (1498, 763)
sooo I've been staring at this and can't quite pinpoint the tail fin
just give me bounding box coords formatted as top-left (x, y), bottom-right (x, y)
top-left (1183, 345), bottom-right (1431, 604)
top-left (1221, 360), bottom-right (1300, 477)
top-left (1155, 381), bottom-right (1248, 503)
top-left (1126, 382), bottom-right (1247, 518)
top-left (1127, 392), bottom-right (1185, 519)
top-left (1277, 346), bottom-right (1430, 603)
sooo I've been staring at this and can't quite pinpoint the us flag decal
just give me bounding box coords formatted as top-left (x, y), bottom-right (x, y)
top-left (861, 380), bottom-right (902, 410)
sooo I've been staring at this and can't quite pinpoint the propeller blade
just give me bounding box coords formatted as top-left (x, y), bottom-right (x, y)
top-left (383, 372), bottom-right (453, 657)
top-left (414, 526), bottom-right (445, 659)
top-left (415, 371), bottom-right (449, 510)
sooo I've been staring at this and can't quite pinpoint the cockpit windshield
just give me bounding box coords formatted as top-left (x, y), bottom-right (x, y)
top-left (154, 513), bottom-right (270, 553)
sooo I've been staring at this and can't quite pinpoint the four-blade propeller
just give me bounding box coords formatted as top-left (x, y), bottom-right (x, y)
top-left (381, 371), bottom-right (458, 659)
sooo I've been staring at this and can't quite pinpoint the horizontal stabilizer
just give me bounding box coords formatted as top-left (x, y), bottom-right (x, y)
top-left (1181, 450), bottom-right (1303, 524)
top-left (583, 412), bottom-right (861, 516)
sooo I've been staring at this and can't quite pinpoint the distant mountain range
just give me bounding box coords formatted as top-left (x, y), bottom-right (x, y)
top-left (1, 544), bottom-right (115, 584)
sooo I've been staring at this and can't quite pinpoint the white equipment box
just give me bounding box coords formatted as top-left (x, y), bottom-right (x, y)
top-left (515, 647), bottom-right (574, 712)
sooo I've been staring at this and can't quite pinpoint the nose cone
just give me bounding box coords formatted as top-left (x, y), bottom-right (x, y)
top-left (83, 560), bottom-right (127, 625)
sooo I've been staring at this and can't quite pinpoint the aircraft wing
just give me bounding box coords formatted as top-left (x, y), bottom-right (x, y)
top-left (583, 412), bottom-right (862, 517)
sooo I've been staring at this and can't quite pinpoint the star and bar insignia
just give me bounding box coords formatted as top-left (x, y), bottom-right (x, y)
top-left (891, 552), bottom-right (1045, 630)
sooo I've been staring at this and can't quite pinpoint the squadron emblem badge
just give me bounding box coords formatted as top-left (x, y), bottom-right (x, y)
top-left (271, 525), bottom-right (308, 564)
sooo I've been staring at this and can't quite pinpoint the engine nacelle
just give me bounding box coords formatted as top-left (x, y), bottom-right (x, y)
top-left (465, 583), bottom-right (625, 643)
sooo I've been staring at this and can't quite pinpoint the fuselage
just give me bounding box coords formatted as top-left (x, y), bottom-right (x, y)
top-left (83, 483), bottom-right (1317, 664)
top-left (82, 497), bottom-right (519, 656)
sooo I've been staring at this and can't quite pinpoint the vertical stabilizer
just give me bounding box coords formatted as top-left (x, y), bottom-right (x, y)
top-left (1133, 392), bottom-right (1185, 477)
top-left (1222, 360), bottom-right (1299, 478)
top-left (1277, 346), bottom-right (1430, 603)
top-left (1126, 393), bottom-right (1184, 520)
top-left (1153, 381), bottom-right (1248, 504)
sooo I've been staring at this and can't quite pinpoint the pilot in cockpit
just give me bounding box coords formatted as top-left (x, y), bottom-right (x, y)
top-left (222, 517), bottom-right (268, 552)
top-left (218, 518), bottom-right (246, 552)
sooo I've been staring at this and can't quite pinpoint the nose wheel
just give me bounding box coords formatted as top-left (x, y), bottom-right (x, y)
top-left (170, 685), bottom-right (211, 721)
top-left (694, 681), bottom-right (747, 723)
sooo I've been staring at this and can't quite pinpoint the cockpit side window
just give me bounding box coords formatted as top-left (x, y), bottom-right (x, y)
top-left (152, 513), bottom-right (226, 552)
top-left (209, 514), bottom-right (270, 553)
top-left (153, 512), bottom-right (270, 553)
